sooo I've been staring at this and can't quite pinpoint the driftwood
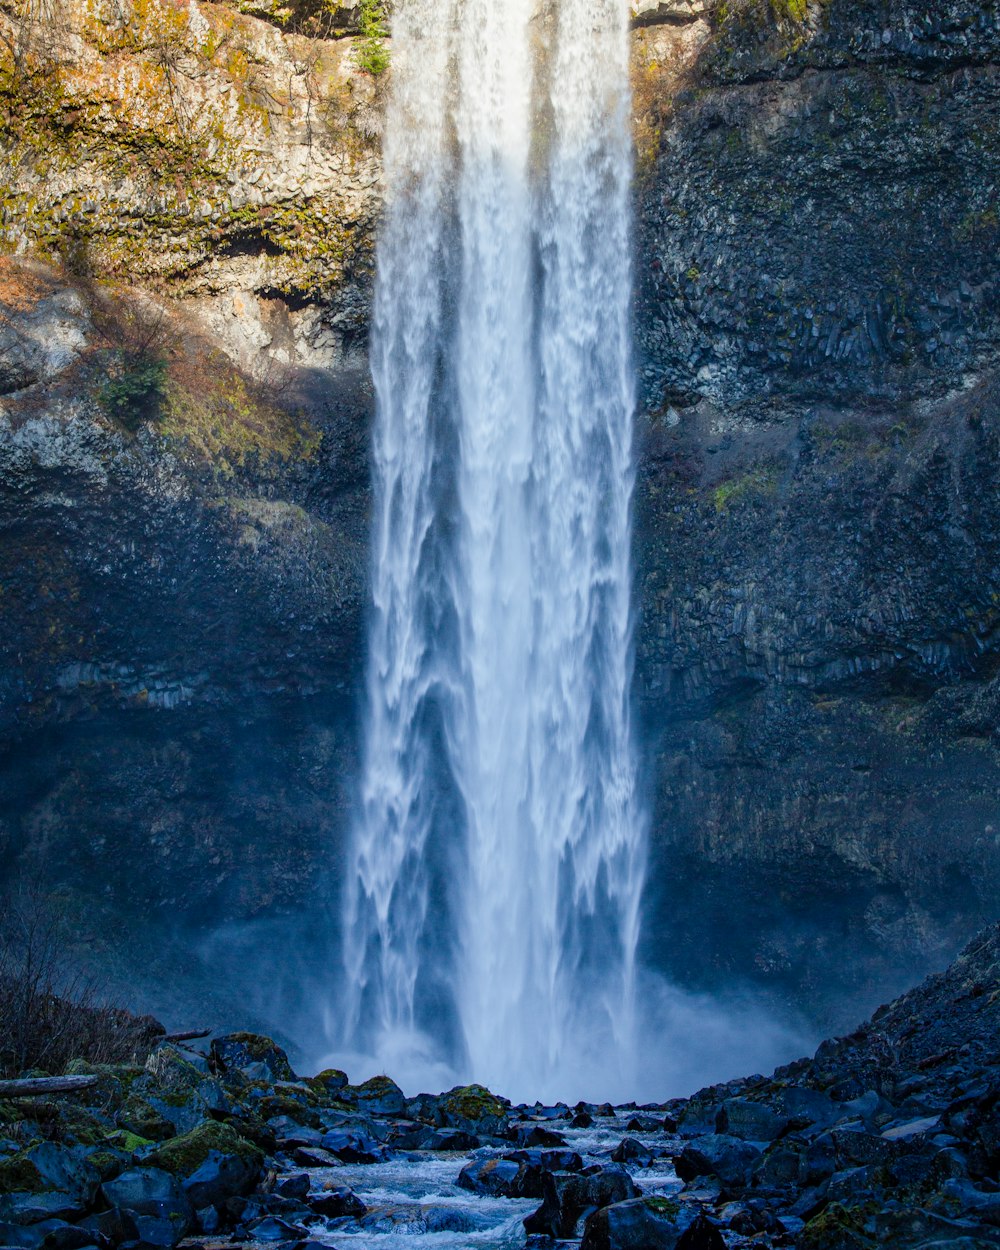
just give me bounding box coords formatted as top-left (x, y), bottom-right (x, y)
top-left (164, 1029), bottom-right (211, 1042)
top-left (0, 1075), bottom-right (99, 1097)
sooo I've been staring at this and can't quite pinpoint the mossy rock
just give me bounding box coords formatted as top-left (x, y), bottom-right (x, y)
top-left (117, 1094), bottom-right (176, 1142)
top-left (145, 1120), bottom-right (263, 1207)
top-left (84, 1148), bottom-right (128, 1183)
top-left (800, 1202), bottom-right (876, 1249)
top-left (644, 1195), bottom-right (681, 1218)
top-left (0, 1153), bottom-right (44, 1193)
top-left (343, 1075), bottom-right (405, 1116)
top-left (435, 1084), bottom-right (509, 1133)
top-left (50, 1102), bottom-right (115, 1147)
top-left (146, 1120), bottom-right (263, 1177)
top-left (307, 1068), bottom-right (349, 1099)
top-left (254, 1094), bottom-right (321, 1128)
top-left (64, 1060), bottom-right (144, 1110)
top-left (210, 1032), bottom-right (295, 1083)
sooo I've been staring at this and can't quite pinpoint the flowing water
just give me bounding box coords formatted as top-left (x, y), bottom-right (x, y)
top-left (311, 1116), bottom-right (682, 1250)
top-left (340, 0), bottom-right (643, 1103)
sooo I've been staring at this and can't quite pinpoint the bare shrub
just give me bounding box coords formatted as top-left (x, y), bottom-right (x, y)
top-left (0, 885), bottom-right (163, 1077)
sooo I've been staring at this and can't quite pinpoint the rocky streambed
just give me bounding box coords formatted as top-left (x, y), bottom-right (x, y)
top-left (1, 923), bottom-right (999, 1250)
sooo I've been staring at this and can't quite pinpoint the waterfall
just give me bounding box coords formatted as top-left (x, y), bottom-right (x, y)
top-left (341, 0), bottom-right (643, 1103)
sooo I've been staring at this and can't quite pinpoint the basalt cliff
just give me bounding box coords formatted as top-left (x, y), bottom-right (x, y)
top-left (1, 0), bottom-right (998, 1041)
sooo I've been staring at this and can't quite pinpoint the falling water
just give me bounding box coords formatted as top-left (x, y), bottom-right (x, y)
top-left (341, 0), bottom-right (643, 1103)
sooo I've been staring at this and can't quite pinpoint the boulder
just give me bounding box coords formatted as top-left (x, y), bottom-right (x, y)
top-left (115, 1098), bottom-right (174, 1144)
top-left (343, 1076), bottom-right (406, 1117)
top-left (307, 1185), bottom-right (367, 1218)
top-left (76, 1208), bottom-right (139, 1246)
top-left (611, 1138), bottom-right (654, 1164)
top-left (0, 1195), bottom-right (86, 1227)
top-left (267, 1118), bottom-right (323, 1149)
top-left (508, 1123), bottom-right (568, 1148)
top-left (432, 1085), bottom-right (509, 1136)
top-left (386, 1122), bottom-right (433, 1149)
top-left (243, 1215), bottom-right (307, 1241)
top-left (292, 1147), bottom-right (343, 1168)
top-left (37, 1225), bottom-right (107, 1250)
top-left (98, 1168), bottom-right (192, 1248)
top-left (209, 1033), bottom-right (295, 1083)
top-left (319, 1130), bottom-right (385, 1164)
top-left (715, 1099), bottom-right (791, 1143)
top-left (425, 1128), bottom-right (480, 1151)
top-left (0, 1144), bottom-right (99, 1205)
top-left (275, 1174), bottom-right (310, 1201)
top-left (129, 1047), bottom-right (229, 1135)
top-left (580, 1196), bottom-right (695, 1250)
top-left (308, 1069), bottom-right (349, 1098)
top-left (524, 1166), bottom-right (639, 1239)
top-left (144, 1121), bottom-right (263, 1207)
top-left (506, 1148), bottom-right (584, 1173)
top-left (457, 1157), bottom-right (525, 1197)
top-left (674, 1135), bottom-right (761, 1188)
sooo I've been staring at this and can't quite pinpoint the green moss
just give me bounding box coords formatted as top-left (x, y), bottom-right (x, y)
top-left (644, 1196), bottom-right (681, 1217)
top-left (118, 1094), bottom-right (175, 1142)
top-left (712, 465), bottom-right (779, 511)
top-left (437, 1084), bottom-right (507, 1123)
top-left (770, 0), bottom-right (809, 20)
top-left (146, 1120), bottom-right (263, 1178)
top-left (799, 1203), bottom-right (875, 1249)
top-left (86, 1149), bottom-right (126, 1182)
top-left (107, 1128), bottom-right (153, 1152)
top-left (0, 1153), bottom-right (44, 1194)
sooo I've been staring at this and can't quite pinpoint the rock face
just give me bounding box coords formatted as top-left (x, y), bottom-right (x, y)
top-left (0, 0), bottom-right (999, 1039)
top-left (631, 0), bottom-right (1000, 1019)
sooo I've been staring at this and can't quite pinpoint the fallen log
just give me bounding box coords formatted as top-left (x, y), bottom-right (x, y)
top-left (0, 1075), bottom-right (98, 1097)
top-left (164, 1029), bottom-right (211, 1042)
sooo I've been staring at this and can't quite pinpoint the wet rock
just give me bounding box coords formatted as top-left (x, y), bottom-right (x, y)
top-left (268, 1119), bottom-right (324, 1149)
top-left (307, 1185), bottom-right (367, 1218)
top-left (524, 1165), bottom-right (639, 1239)
top-left (626, 1116), bottom-right (663, 1133)
top-left (358, 1203), bottom-right (491, 1234)
top-left (457, 1157), bottom-right (525, 1197)
top-left (275, 1175), bottom-right (311, 1201)
top-left (40, 1226), bottom-right (109, 1250)
top-left (579, 1196), bottom-right (695, 1250)
top-left (386, 1122), bottom-right (433, 1149)
top-left (508, 1123), bottom-right (568, 1148)
top-left (243, 1215), bottom-right (307, 1241)
top-left (611, 1138), bottom-right (654, 1164)
top-left (424, 1127), bottom-right (480, 1151)
top-left (318, 1130), bottom-right (385, 1164)
top-left (506, 1148), bottom-right (584, 1173)
top-left (675, 1214), bottom-right (727, 1250)
top-left (291, 1147), bottom-right (343, 1169)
